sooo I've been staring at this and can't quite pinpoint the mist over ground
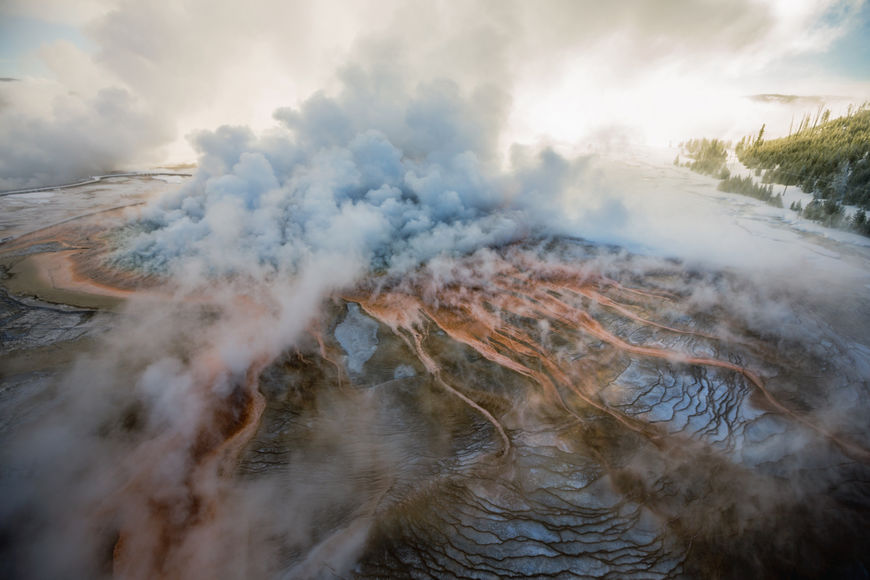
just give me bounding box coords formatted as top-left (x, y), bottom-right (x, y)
top-left (2, 1), bottom-right (870, 579)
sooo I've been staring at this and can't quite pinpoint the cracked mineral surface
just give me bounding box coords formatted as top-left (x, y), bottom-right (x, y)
top-left (2, 175), bottom-right (870, 580)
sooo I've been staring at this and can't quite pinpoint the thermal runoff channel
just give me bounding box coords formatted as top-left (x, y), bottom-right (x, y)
top-left (2, 69), bottom-right (870, 580)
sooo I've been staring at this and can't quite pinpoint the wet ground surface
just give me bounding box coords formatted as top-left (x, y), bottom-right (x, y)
top-left (0, 174), bottom-right (185, 243)
top-left (2, 168), bottom-right (870, 579)
top-left (233, 259), bottom-right (870, 579)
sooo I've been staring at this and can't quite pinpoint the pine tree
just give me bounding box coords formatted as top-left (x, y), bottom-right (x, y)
top-left (755, 123), bottom-right (766, 145)
top-left (853, 208), bottom-right (867, 231)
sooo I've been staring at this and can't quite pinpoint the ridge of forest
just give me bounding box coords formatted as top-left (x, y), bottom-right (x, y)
top-left (676, 103), bottom-right (870, 236)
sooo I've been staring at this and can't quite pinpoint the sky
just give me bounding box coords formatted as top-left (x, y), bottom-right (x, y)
top-left (1, 0), bottom-right (869, 188)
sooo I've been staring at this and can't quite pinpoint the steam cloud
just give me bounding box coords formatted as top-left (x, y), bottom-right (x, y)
top-left (113, 69), bottom-right (584, 281)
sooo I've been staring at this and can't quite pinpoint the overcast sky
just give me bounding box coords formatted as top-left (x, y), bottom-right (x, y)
top-left (1, 0), bottom-right (869, 186)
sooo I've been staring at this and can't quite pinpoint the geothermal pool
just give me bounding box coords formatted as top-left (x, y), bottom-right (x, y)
top-left (2, 154), bottom-right (870, 579)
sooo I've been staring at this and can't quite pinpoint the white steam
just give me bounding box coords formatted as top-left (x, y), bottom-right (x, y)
top-left (113, 70), bottom-right (586, 280)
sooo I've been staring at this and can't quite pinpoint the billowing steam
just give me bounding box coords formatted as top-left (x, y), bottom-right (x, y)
top-left (112, 71), bottom-right (583, 282)
top-left (1, 65), bottom-right (602, 579)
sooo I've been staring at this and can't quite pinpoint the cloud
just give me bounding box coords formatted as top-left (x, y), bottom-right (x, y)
top-left (1, 0), bottom-right (866, 187)
top-left (0, 85), bottom-right (172, 189)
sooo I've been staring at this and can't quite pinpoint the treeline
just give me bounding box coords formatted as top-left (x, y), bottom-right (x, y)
top-left (717, 176), bottom-right (782, 207)
top-left (676, 138), bottom-right (786, 211)
top-left (737, 104), bottom-right (870, 208)
top-left (676, 138), bottom-right (730, 178)
top-left (791, 199), bottom-right (870, 235)
top-left (678, 104), bottom-right (870, 237)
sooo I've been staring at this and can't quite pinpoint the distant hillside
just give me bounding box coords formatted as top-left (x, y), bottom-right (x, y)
top-left (736, 104), bottom-right (870, 209)
top-left (746, 93), bottom-right (828, 105)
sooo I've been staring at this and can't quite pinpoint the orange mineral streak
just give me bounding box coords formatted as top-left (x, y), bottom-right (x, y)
top-left (553, 282), bottom-right (720, 341)
top-left (526, 286), bottom-right (870, 462)
top-left (36, 249), bottom-right (137, 299)
top-left (352, 292), bottom-right (512, 455)
top-left (353, 253), bottom-right (870, 464)
top-left (0, 203), bottom-right (160, 294)
top-left (422, 289), bottom-right (664, 440)
top-left (111, 354), bottom-right (268, 579)
top-left (309, 321), bottom-right (348, 388)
